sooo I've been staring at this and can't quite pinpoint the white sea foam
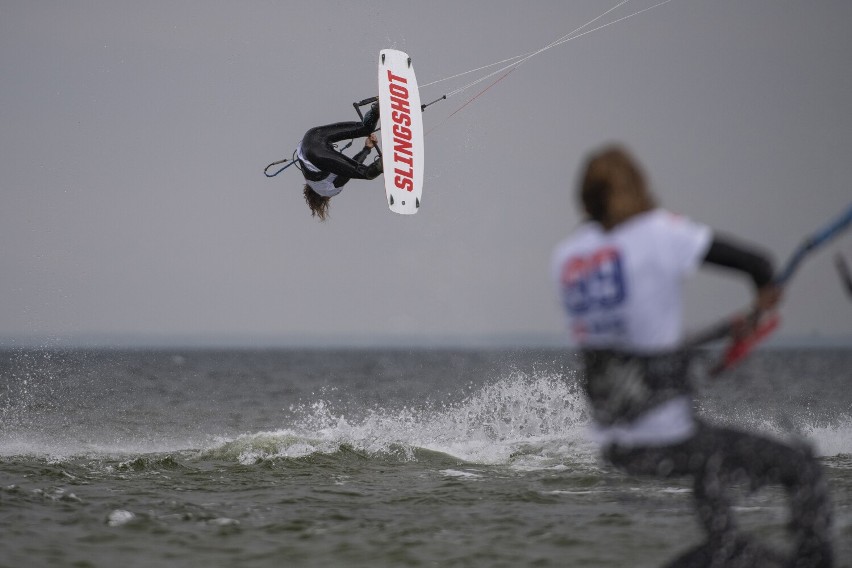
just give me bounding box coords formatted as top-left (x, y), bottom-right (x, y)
top-left (280, 371), bottom-right (597, 468)
top-left (440, 469), bottom-right (482, 479)
top-left (106, 509), bottom-right (135, 527)
top-left (803, 421), bottom-right (852, 457)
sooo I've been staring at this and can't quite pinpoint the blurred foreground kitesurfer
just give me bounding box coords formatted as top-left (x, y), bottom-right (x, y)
top-left (551, 145), bottom-right (833, 567)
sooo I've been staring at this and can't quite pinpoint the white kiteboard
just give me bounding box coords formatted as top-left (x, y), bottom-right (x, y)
top-left (378, 49), bottom-right (424, 215)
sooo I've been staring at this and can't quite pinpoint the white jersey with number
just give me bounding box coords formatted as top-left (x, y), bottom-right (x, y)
top-left (551, 209), bottom-right (712, 354)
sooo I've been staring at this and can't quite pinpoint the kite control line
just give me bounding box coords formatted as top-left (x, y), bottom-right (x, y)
top-left (418, 0), bottom-right (674, 126)
top-left (687, 202), bottom-right (852, 375)
top-left (776, 203), bottom-right (852, 285)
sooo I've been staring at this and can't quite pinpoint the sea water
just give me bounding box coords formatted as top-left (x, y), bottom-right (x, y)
top-left (1, 347), bottom-right (850, 567)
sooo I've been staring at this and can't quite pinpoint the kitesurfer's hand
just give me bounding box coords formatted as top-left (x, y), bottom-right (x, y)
top-left (729, 285), bottom-right (781, 340)
top-left (729, 284), bottom-right (781, 340)
top-left (365, 133), bottom-right (378, 149)
top-left (755, 284), bottom-right (782, 313)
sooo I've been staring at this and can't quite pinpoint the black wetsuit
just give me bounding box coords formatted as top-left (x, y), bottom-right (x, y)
top-left (606, 422), bottom-right (832, 567)
top-left (584, 236), bottom-right (833, 567)
top-left (298, 104), bottom-right (382, 192)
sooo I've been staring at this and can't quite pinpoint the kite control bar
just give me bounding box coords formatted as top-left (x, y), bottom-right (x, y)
top-left (352, 96), bottom-right (379, 119)
top-left (352, 96), bottom-right (382, 159)
top-left (686, 202), bottom-right (852, 375)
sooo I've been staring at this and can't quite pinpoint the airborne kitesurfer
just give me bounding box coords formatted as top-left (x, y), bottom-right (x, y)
top-left (551, 145), bottom-right (834, 567)
top-left (297, 101), bottom-right (383, 221)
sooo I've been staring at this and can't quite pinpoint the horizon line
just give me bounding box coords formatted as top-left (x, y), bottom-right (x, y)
top-left (1, 331), bottom-right (850, 350)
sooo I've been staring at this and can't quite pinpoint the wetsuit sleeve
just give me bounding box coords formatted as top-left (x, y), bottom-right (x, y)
top-left (332, 146), bottom-right (372, 189)
top-left (703, 234), bottom-right (774, 288)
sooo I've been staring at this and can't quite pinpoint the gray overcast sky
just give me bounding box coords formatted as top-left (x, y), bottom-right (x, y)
top-left (1, 1), bottom-right (851, 346)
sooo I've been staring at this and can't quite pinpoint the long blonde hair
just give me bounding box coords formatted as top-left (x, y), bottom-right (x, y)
top-left (579, 145), bottom-right (656, 230)
top-left (303, 185), bottom-right (331, 221)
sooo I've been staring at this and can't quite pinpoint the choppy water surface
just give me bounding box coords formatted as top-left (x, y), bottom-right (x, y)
top-left (1, 348), bottom-right (850, 567)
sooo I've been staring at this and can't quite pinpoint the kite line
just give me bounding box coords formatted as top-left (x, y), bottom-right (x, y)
top-left (420, 0), bottom-right (676, 125)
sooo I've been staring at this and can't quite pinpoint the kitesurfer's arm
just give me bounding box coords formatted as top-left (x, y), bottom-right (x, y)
top-left (703, 235), bottom-right (773, 288)
top-left (333, 134), bottom-right (377, 189)
top-left (703, 234), bottom-right (781, 316)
